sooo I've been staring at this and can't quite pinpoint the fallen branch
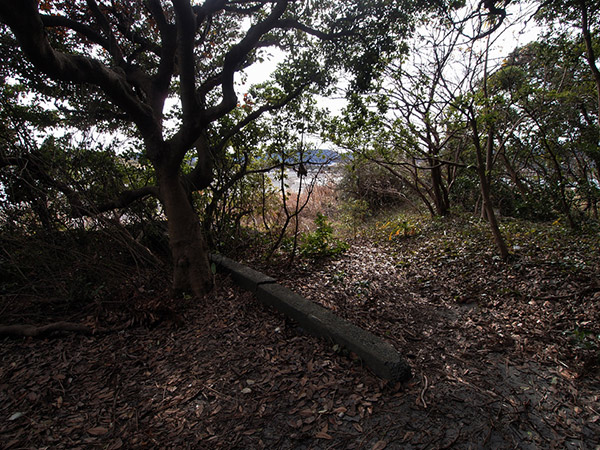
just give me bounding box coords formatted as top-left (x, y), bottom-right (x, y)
top-left (0, 321), bottom-right (98, 337)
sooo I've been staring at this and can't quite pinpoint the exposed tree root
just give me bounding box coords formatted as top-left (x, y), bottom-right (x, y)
top-left (0, 321), bottom-right (102, 338)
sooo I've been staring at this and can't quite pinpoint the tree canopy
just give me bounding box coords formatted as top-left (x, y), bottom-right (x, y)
top-left (1, 0), bottom-right (599, 285)
top-left (0, 0), bottom-right (420, 295)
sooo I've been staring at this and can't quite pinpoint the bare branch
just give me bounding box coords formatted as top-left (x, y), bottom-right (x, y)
top-left (0, 322), bottom-right (96, 337)
top-left (172, 0), bottom-right (201, 125)
top-left (0, 0), bottom-right (157, 137)
top-left (40, 14), bottom-right (108, 48)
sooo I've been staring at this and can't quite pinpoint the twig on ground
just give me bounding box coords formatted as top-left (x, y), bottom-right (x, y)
top-left (0, 321), bottom-right (97, 337)
top-left (420, 375), bottom-right (428, 409)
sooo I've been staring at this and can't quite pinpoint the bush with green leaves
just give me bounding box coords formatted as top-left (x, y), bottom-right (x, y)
top-left (299, 213), bottom-right (349, 258)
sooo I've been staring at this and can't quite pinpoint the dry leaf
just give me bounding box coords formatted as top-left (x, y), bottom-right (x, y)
top-left (242, 429), bottom-right (258, 435)
top-left (403, 431), bottom-right (415, 441)
top-left (87, 426), bottom-right (109, 436)
top-left (107, 438), bottom-right (123, 450)
top-left (372, 440), bottom-right (387, 450)
top-left (315, 431), bottom-right (333, 440)
top-left (334, 406), bottom-right (347, 415)
top-left (8, 412), bottom-right (23, 421)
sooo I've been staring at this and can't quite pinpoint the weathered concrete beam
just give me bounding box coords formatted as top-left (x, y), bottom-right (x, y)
top-left (210, 254), bottom-right (412, 382)
top-left (211, 254), bottom-right (276, 293)
top-left (256, 283), bottom-right (412, 382)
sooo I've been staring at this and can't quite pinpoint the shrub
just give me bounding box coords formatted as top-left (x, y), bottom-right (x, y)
top-left (377, 216), bottom-right (422, 241)
top-left (299, 213), bottom-right (349, 258)
top-left (338, 159), bottom-right (409, 212)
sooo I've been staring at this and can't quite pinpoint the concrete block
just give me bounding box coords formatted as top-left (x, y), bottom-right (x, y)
top-left (210, 254), bottom-right (276, 293)
top-left (210, 254), bottom-right (411, 381)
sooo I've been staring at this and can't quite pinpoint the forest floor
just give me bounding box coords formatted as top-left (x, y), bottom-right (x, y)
top-left (1, 215), bottom-right (599, 449)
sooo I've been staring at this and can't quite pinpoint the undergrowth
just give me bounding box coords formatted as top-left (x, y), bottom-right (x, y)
top-left (0, 227), bottom-right (169, 325)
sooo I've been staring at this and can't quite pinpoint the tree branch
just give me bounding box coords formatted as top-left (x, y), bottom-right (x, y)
top-left (213, 82), bottom-right (310, 156)
top-left (276, 18), bottom-right (354, 40)
top-left (86, 0), bottom-right (125, 64)
top-left (0, 321), bottom-right (96, 337)
top-left (0, 153), bottom-right (159, 217)
top-left (170, 0), bottom-right (289, 163)
top-left (173, 0), bottom-right (201, 125)
top-left (40, 14), bottom-right (108, 49)
top-left (580, 0), bottom-right (600, 129)
top-left (202, 0), bottom-right (288, 125)
top-left (92, 186), bottom-right (159, 214)
top-left (146, 0), bottom-right (177, 112)
top-left (0, 0), bottom-right (157, 137)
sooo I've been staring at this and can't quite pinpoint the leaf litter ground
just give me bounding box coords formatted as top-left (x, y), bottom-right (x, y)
top-left (1, 217), bottom-right (599, 449)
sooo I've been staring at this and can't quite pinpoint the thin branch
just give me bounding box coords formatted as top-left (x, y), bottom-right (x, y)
top-left (276, 18), bottom-right (355, 40)
top-left (212, 82), bottom-right (310, 156)
top-left (0, 0), bottom-right (157, 136)
top-left (92, 185), bottom-right (159, 215)
top-left (0, 153), bottom-right (159, 217)
top-left (40, 14), bottom-right (108, 48)
top-left (86, 0), bottom-right (125, 64)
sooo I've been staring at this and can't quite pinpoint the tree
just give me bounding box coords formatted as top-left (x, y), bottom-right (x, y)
top-left (450, 43), bottom-right (511, 259)
top-left (0, 0), bottom-right (417, 296)
top-left (489, 36), bottom-right (600, 223)
top-left (433, 2), bottom-right (544, 259)
top-left (333, 2), bottom-right (519, 257)
top-left (336, 14), bottom-right (473, 217)
top-left (535, 0), bottom-right (600, 128)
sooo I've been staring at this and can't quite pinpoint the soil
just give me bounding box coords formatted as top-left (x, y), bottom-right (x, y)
top-left (1, 217), bottom-right (599, 449)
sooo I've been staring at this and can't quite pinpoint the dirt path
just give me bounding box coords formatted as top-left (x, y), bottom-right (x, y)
top-left (1, 229), bottom-right (599, 448)
top-left (267, 235), bottom-right (600, 448)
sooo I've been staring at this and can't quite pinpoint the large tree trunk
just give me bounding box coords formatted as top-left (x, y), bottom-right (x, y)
top-left (158, 169), bottom-right (213, 296)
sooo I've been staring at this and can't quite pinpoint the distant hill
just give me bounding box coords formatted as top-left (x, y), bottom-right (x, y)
top-left (290, 148), bottom-right (342, 166)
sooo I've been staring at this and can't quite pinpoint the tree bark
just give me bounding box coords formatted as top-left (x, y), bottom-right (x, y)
top-left (477, 163), bottom-right (509, 260)
top-left (469, 37), bottom-right (509, 260)
top-left (430, 160), bottom-right (449, 216)
top-left (157, 168), bottom-right (213, 296)
top-left (469, 115), bottom-right (510, 260)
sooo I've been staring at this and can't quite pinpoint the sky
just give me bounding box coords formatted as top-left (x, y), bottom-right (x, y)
top-left (234, 2), bottom-right (543, 154)
top-left (12, 2), bottom-right (545, 156)
top-left (241, 2), bottom-right (542, 108)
